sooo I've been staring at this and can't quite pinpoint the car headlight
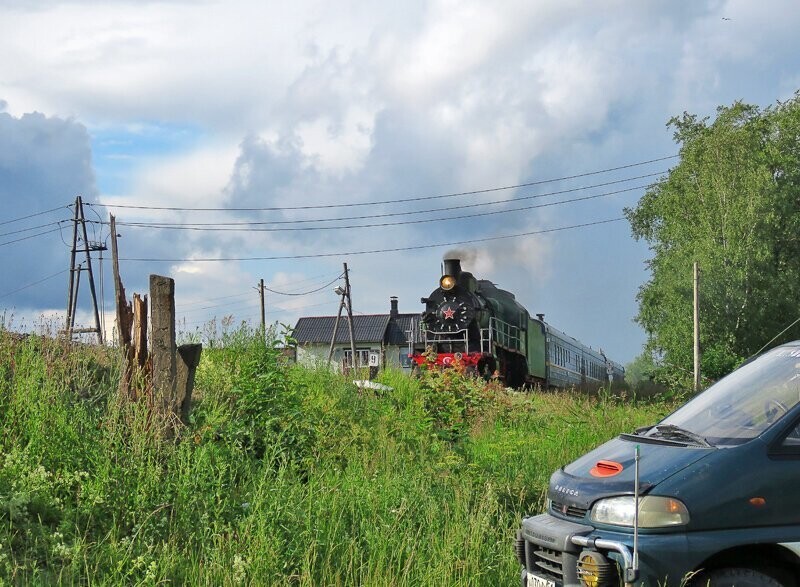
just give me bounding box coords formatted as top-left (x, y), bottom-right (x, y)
top-left (590, 495), bottom-right (689, 528)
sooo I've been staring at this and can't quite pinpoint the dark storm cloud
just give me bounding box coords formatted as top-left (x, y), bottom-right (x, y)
top-left (225, 134), bottom-right (317, 211)
top-left (221, 106), bottom-right (491, 262)
top-left (0, 110), bottom-right (98, 310)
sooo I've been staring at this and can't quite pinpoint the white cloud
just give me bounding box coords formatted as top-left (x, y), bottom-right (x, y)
top-left (532, 42), bottom-right (616, 131)
top-left (128, 144), bottom-right (238, 207)
top-left (3, 0), bottom-right (800, 362)
top-left (391, 2), bottom-right (506, 98)
top-left (294, 105), bottom-right (376, 175)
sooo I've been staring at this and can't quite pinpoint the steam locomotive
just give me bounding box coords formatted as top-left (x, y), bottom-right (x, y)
top-left (410, 258), bottom-right (625, 388)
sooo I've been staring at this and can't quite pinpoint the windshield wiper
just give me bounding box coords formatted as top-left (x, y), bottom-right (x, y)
top-left (653, 424), bottom-right (713, 448)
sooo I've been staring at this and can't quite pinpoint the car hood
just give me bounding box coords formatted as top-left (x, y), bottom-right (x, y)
top-left (549, 435), bottom-right (715, 510)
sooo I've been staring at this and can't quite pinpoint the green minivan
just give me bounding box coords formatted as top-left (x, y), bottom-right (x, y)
top-left (516, 341), bottom-right (800, 587)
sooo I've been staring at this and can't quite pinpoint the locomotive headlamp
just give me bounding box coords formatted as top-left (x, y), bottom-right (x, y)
top-left (591, 495), bottom-right (689, 527)
top-left (440, 275), bottom-right (457, 290)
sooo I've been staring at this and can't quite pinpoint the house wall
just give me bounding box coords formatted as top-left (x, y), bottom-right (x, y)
top-left (296, 344), bottom-right (334, 368)
top-left (296, 343), bottom-right (415, 372)
top-left (296, 343), bottom-right (381, 369)
top-left (385, 344), bottom-right (414, 370)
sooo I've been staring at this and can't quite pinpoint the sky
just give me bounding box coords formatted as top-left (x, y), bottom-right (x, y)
top-left (1, 0), bottom-right (799, 364)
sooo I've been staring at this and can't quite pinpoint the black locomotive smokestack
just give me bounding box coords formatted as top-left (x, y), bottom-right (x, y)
top-left (443, 258), bottom-right (462, 278)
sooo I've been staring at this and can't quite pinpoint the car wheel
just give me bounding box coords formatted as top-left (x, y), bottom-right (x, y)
top-left (693, 567), bottom-right (785, 587)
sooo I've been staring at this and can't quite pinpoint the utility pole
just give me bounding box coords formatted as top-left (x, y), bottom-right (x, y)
top-left (327, 263), bottom-right (357, 370)
top-left (327, 289), bottom-right (346, 364)
top-left (110, 214), bottom-right (124, 346)
top-left (110, 213), bottom-right (138, 352)
top-left (693, 261), bottom-right (701, 392)
top-left (343, 262), bottom-right (357, 369)
top-left (64, 196), bottom-right (105, 344)
top-left (258, 278), bottom-right (266, 334)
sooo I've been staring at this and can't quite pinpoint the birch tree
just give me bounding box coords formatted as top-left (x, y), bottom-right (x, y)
top-left (626, 95), bottom-right (800, 388)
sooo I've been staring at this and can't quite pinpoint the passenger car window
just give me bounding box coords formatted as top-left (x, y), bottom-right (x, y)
top-left (780, 419), bottom-right (800, 450)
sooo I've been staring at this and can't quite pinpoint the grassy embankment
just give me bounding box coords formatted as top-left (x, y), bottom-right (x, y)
top-left (0, 326), bottom-right (675, 585)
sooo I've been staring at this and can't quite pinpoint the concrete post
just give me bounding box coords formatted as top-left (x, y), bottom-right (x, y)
top-left (177, 343), bottom-right (202, 425)
top-left (150, 275), bottom-right (177, 416)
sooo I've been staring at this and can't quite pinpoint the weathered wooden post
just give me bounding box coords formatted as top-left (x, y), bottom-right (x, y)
top-left (112, 220), bottom-right (201, 434)
top-left (112, 214), bottom-right (137, 398)
top-left (133, 293), bottom-right (148, 368)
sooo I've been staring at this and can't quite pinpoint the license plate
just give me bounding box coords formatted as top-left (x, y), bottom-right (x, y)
top-left (527, 572), bottom-right (556, 587)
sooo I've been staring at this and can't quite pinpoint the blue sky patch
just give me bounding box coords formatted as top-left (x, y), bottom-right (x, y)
top-left (90, 122), bottom-right (206, 195)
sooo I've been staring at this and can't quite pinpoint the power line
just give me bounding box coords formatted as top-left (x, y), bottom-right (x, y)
top-left (102, 171), bottom-right (664, 232)
top-left (90, 155), bottom-right (675, 212)
top-left (175, 273), bottom-right (342, 313)
top-left (175, 291), bottom-right (253, 309)
top-left (119, 217), bottom-right (624, 262)
top-left (265, 300), bottom-right (340, 315)
top-left (57, 220), bottom-right (72, 247)
top-left (0, 204), bottom-right (71, 227)
top-left (755, 316), bottom-right (800, 355)
top-left (263, 273), bottom-right (343, 296)
top-left (176, 314), bottom-right (260, 329)
top-left (174, 271), bottom-right (344, 309)
top-left (177, 299), bottom-right (261, 316)
top-left (0, 269), bottom-right (68, 299)
top-left (106, 171), bottom-right (663, 228)
top-left (177, 287), bottom-right (334, 315)
top-left (265, 270), bottom-right (344, 289)
top-left (176, 316), bottom-right (260, 330)
top-left (111, 183), bottom-right (647, 234)
top-left (176, 299), bottom-right (341, 329)
top-left (0, 226), bottom-right (63, 247)
top-left (0, 220), bottom-right (67, 239)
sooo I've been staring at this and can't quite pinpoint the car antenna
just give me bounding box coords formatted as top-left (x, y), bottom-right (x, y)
top-left (755, 316), bottom-right (800, 356)
top-left (633, 445), bottom-right (641, 581)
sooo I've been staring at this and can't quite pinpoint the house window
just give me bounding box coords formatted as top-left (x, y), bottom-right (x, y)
top-left (344, 348), bottom-right (370, 367)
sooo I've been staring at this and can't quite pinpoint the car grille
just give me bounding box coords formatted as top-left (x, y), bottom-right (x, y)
top-left (551, 500), bottom-right (588, 519)
top-left (529, 544), bottom-right (564, 582)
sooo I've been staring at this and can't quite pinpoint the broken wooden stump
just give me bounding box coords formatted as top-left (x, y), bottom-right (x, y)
top-left (114, 271), bottom-right (202, 437)
top-left (132, 293), bottom-right (148, 368)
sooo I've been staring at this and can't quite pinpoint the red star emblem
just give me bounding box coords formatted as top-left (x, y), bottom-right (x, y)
top-left (442, 306), bottom-right (455, 320)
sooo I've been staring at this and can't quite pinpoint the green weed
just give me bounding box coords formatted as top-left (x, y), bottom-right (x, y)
top-left (0, 325), bottom-right (676, 585)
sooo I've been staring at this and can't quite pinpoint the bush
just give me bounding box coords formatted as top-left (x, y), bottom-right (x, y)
top-left (415, 361), bottom-right (506, 441)
top-left (228, 337), bottom-right (316, 467)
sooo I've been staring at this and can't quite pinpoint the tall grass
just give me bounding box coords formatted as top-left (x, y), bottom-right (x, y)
top-left (0, 326), bottom-right (673, 585)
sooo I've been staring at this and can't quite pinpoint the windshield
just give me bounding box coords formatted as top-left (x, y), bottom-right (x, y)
top-left (647, 344), bottom-right (800, 446)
